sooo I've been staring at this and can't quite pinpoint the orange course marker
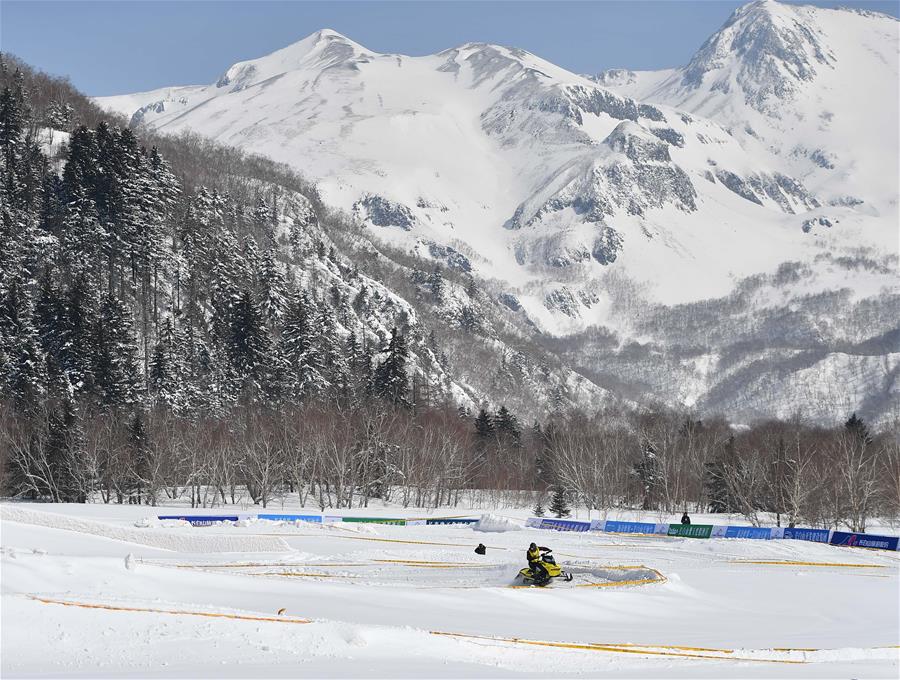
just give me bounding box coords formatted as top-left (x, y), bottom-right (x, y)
top-left (28, 595), bottom-right (311, 624)
top-left (729, 560), bottom-right (886, 568)
top-left (429, 631), bottom-right (805, 664)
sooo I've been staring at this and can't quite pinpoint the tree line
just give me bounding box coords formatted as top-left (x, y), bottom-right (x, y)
top-left (542, 409), bottom-right (898, 532)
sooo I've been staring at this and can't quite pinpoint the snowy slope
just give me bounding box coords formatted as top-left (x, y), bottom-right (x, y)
top-left (96, 4), bottom-right (899, 423)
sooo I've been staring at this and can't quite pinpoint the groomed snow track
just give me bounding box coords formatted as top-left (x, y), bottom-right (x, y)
top-left (3, 504), bottom-right (898, 678)
top-left (142, 557), bottom-right (667, 590)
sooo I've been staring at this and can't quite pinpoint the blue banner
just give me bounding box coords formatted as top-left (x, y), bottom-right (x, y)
top-left (257, 514), bottom-right (323, 523)
top-left (602, 520), bottom-right (658, 535)
top-left (783, 527), bottom-right (831, 543)
top-left (540, 518), bottom-right (591, 532)
top-left (425, 518), bottom-right (478, 525)
top-left (724, 526), bottom-right (773, 540)
top-left (157, 515), bottom-right (238, 526)
top-left (830, 531), bottom-right (899, 551)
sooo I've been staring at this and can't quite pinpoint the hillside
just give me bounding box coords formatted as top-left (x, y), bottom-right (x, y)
top-left (0, 52), bottom-right (610, 433)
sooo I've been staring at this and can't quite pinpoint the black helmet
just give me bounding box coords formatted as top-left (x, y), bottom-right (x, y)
top-left (529, 542), bottom-right (537, 550)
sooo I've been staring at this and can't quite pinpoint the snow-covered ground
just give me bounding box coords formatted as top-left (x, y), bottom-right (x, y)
top-left (2, 502), bottom-right (898, 678)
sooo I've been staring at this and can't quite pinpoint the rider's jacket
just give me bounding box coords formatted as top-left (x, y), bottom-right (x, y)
top-left (527, 546), bottom-right (547, 562)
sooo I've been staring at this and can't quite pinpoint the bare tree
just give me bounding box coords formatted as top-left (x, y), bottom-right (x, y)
top-left (834, 423), bottom-right (879, 532)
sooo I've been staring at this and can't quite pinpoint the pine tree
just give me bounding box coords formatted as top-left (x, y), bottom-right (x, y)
top-left (845, 413), bottom-right (872, 445)
top-left (373, 327), bottom-right (410, 408)
top-left (241, 235), bottom-right (261, 289)
top-left (549, 486), bottom-right (570, 518)
top-left (199, 336), bottom-right (235, 417)
top-left (40, 173), bottom-right (66, 237)
top-left (59, 274), bottom-right (96, 395)
top-left (352, 285), bottom-right (369, 315)
top-left (252, 194), bottom-right (276, 248)
top-left (704, 435), bottom-right (736, 513)
top-left (175, 296), bottom-right (213, 413)
top-left (458, 305), bottom-right (478, 332)
top-left (0, 84), bottom-right (32, 276)
top-left (266, 337), bottom-right (288, 407)
top-left (353, 330), bottom-right (375, 399)
top-left (93, 294), bottom-right (139, 408)
top-left (471, 406), bottom-right (495, 468)
top-left (209, 258), bottom-right (241, 334)
top-left (0, 86), bottom-right (24, 198)
top-left (550, 384), bottom-right (566, 414)
top-left (533, 497), bottom-right (546, 517)
top-left (281, 291), bottom-right (326, 401)
top-left (45, 399), bottom-right (85, 502)
top-left (493, 352), bottom-right (517, 391)
top-left (92, 123), bottom-right (137, 288)
top-left (62, 126), bottom-right (98, 200)
top-left (495, 405), bottom-right (521, 448)
top-left (288, 216), bottom-right (306, 260)
top-left (428, 266), bottom-right (445, 302)
top-left (0, 85), bottom-right (23, 149)
top-left (259, 248), bottom-right (287, 324)
top-left (62, 177), bottom-right (105, 279)
top-left (147, 146), bottom-right (180, 213)
top-left (45, 100), bottom-right (74, 130)
top-left (315, 301), bottom-right (349, 402)
top-left (0, 276), bottom-right (47, 409)
top-left (474, 407), bottom-right (494, 439)
top-left (345, 330), bottom-right (373, 403)
top-left (128, 411), bottom-right (151, 504)
top-left (148, 316), bottom-right (181, 409)
top-left (632, 444), bottom-right (662, 512)
top-left (34, 267), bottom-right (67, 390)
top-left (529, 421), bottom-right (546, 481)
top-left (228, 290), bottom-right (273, 404)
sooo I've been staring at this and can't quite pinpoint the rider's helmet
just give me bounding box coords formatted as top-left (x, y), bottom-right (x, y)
top-left (529, 542), bottom-right (537, 551)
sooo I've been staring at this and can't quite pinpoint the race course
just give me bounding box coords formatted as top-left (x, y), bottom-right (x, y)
top-left (2, 504), bottom-right (898, 678)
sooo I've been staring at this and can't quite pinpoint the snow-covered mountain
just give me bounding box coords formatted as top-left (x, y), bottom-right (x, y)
top-left (592, 0), bottom-right (899, 214)
top-left (97, 1), bottom-right (899, 424)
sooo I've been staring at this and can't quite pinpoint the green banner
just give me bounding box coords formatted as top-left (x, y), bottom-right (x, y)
top-left (341, 517), bottom-right (406, 525)
top-left (667, 523), bottom-right (713, 539)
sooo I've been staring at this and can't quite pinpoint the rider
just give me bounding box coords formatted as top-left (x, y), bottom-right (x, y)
top-left (527, 542), bottom-right (552, 582)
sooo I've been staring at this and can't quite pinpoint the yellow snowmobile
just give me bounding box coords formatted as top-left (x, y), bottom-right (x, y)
top-left (518, 548), bottom-right (573, 586)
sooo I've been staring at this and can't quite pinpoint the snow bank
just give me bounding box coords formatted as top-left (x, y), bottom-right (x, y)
top-left (472, 514), bottom-right (523, 533)
top-left (1, 506), bottom-right (290, 553)
top-left (134, 516), bottom-right (191, 529)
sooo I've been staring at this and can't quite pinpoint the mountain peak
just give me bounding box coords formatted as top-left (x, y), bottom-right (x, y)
top-left (679, 0), bottom-right (835, 112)
top-left (315, 27), bottom-right (348, 39)
top-left (215, 28), bottom-right (371, 91)
top-left (733, 0), bottom-right (783, 18)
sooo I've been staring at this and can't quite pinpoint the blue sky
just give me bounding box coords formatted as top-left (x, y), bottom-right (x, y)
top-left (2, 1), bottom-right (898, 96)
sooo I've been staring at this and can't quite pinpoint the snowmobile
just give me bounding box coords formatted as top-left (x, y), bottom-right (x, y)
top-left (517, 550), bottom-right (573, 586)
